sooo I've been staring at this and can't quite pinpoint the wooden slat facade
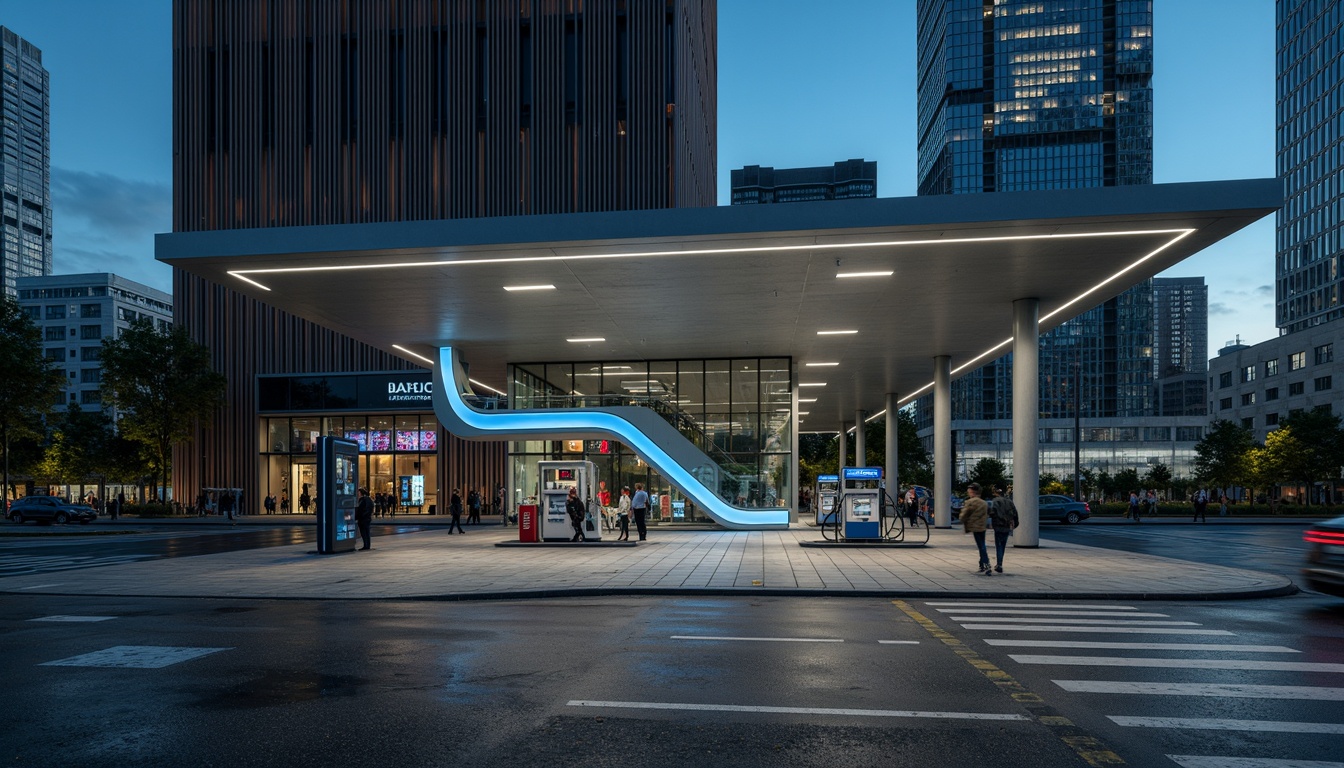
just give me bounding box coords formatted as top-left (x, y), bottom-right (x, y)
top-left (170, 0), bottom-right (717, 507)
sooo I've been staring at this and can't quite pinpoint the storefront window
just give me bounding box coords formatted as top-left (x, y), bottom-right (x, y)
top-left (292, 418), bottom-right (320, 453)
top-left (266, 419), bottom-right (290, 453)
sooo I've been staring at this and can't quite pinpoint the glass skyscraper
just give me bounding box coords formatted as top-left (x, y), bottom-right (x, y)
top-left (1277, 0), bottom-right (1343, 333)
top-left (914, 0), bottom-right (1157, 424)
top-left (0, 27), bottom-right (51, 298)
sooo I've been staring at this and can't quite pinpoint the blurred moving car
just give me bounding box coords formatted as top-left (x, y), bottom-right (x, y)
top-left (1303, 516), bottom-right (1344, 597)
top-left (6, 495), bottom-right (98, 525)
top-left (1038, 494), bottom-right (1091, 524)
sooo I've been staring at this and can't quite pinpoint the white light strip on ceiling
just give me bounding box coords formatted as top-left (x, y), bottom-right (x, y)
top-left (836, 271), bottom-right (894, 278)
top-left (469, 378), bottom-right (507, 396)
top-left (503, 284), bottom-right (555, 291)
top-left (817, 330), bottom-right (859, 335)
top-left (567, 337), bottom-right (605, 343)
top-left (392, 344), bottom-right (435, 365)
top-left (227, 227), bottom-right (1192, 290)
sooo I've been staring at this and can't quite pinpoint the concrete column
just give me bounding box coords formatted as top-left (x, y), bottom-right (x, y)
top-left (934, 355), bottom-right (952, 528)
top-left (1013, 298), bottom-right (1040, 547)
top-left (838, 422), bottom-right (848, 478)
top-left (790, 365), bottom-right (800, 524)
top-left (885, 393), bottom-right (899, 504)
top-left (854, 410), bottom-right (866, 467)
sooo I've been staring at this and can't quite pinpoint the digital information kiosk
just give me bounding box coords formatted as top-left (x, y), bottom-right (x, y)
top-left (840, 467), bottom-right (883, 540)
top-left (537, 460), bottom-right (600, 541)
top-left (814, 474), bottom-right (839, 526)
top-left (316, 436), bottom-right (359, 554)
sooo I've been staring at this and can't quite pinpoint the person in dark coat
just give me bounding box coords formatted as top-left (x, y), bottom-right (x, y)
top-left (355, 487), bottom-right (374, 550)
top-left (449, 488), bottom-right (465, 534)
top-left (566, 487), bottom-right (587, 542)
top-left (987, 484), bottom-right (1019, 574)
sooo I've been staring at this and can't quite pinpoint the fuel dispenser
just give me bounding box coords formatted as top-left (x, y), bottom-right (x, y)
top-left (537, 460), bottom-right (601, 541)
top-left (839, 467), bottom-right (884, 540)
top-left (814, 474), bottom-right (839, 526)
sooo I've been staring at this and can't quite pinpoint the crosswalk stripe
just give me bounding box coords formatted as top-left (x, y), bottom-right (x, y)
top-left (1055, 680), bottom-right (1344, 700)
top-left (1110, 716), bottom-right (1344, 734)
top-left (1168, 756), bottom-right (1344, 768)
top-left (567, 700), bottom-right (1029, 721)
top-left (983, 640), bottom-right (1299, 653)
top-left (958, 625), bottom-right (1234, 635)
top-left (924, 602), bottom-right (1139, 610)
top-left (951, 617), bottom-right (1198, 626)
top-left (670, 636), bottom-right (843, 643)
top-left (1010, 655), bottom-right (1344, 673)
top-left (937, 608), bottom-right (1170, 617)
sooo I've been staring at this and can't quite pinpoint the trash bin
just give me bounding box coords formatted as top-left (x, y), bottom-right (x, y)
top-left (428, 504), bottom-right (437, 515)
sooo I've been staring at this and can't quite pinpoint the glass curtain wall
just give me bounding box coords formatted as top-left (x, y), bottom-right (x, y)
top-left (507, 358), bottom-right (792, 524)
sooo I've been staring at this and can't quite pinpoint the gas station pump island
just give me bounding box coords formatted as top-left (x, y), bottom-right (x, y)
top-left (537, 460), bottom-right (601, 542)
top-left (814, 474), bottom-right (839, 526)
top-left (839, 467), bottom-right (883, 540)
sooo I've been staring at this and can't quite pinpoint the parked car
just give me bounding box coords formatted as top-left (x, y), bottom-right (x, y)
top-left (1303, 516), bottom-right (1344, 597)
top-left (6, 496), bottom-right (98, 525)
top-left (1038, 494), bottom-right (1090, 524)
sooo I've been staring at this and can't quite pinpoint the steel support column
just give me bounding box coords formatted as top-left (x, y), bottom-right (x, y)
top-left (1013, 298), bottom-right (1041, 547)
top-left (934, 355), bottom-right (952, 528)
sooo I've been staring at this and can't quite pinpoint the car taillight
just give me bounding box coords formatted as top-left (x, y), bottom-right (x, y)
top-left (1304, 529), bottom-right (1344, 545)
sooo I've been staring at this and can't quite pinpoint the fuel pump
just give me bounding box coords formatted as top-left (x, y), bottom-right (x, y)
top-left (814, 474), bottom-right (839, 526)
top-left (839, 467), bottom-right (883, 540)
top-left (537, 460), bottom-right (601, 541)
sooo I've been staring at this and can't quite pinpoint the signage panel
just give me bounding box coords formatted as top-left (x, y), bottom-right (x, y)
top-left (842, 467), bottom-right (882, 480)
top-left (316, 436), bottom-right (359, 554)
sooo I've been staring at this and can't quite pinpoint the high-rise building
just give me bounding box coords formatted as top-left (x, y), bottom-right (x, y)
top-left (730, 159), bottom-right (876, 205)
top-left (0, 27), bottom-right (52, 298)
top-left (1277, 0), bottom-right (1343, 333)
top-left (1153, 276), bottom-right (1208, 417)
top-left (16, 273), bottom-right (172, 419)
top-left (171, 0), bottom-right (718, 506)
top-left (911, 1), bottom-right (1206, 478)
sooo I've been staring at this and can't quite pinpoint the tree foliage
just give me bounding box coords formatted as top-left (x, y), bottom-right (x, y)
top-left (968, 457), bottom-right (1008, 492)
top-left (1144, 462), bottom-right (1173, 490)
top-left (0, 296), bottom-right (64, 501)
top-left (796, 409), bottom-right (931, 491)
top-left (100, 319), bottom-right (226, 501)
top-left (1193, 419), bottom-right (1254, 491)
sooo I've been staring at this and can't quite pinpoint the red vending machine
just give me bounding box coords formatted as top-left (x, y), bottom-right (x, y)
top-left (518, 504), bottom-right (538, 542)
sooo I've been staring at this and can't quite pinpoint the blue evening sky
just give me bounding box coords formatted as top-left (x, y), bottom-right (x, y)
top-left (0, 0), bottom-right (1277, 357)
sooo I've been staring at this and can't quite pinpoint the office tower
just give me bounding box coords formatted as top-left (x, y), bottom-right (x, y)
top-left (730, 159), bottom-right (877, 204)
top-left (915, 0), bottom-right (1155, 419)
top-left (170, 0), bottom-right (717, 503)
top-left (16, 273), bottom-right (172, 418)
top-left (1153, 276), bottom-right (1208, 417)
top-left (1277, 0), bottom-right (1343, 333)
top-left (0, 28), bottom-right (51, 297)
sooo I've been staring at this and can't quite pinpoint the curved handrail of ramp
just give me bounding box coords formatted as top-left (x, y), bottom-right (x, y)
top-left (430, 347), bottom-right (790, 530)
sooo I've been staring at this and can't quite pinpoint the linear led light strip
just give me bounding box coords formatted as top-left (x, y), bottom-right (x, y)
top-left (225, 228), bottom-right (1192, 291)
top-left (852, 228), bottom-right (1195, 428)
top-left (392, 344), bottom-right (505, 396)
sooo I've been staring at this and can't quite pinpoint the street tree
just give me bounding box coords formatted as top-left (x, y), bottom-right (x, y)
top-left (1144, 462), bottom-right (1173, 492)
top-left (100, 319), bottom-right (226, 504)
top-left (1247, 427), bottom-right (1302, 506)
top-left (0, 296), bottom-right (64, 504)
top-left (968, 457), bottom-right (1008, 492)
top-left (1193, 419), bottom-right (1254, 493)
top-left (1278, 409), bottom-right (1344, 504)
top-left (1114, 467), bottom-right (1142, 495)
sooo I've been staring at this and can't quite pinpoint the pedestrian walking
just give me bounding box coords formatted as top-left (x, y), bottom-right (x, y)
top-left (905, 487), bottom-right (920, 528)
top-left (449, 488), bottom-right (465, 534)
top-left (616, 486), bottom-right (632, 541)
top-left (1219, 493), bottom-right (1229, 517)
top-left (988, 484), bottom-right (1019, 573)
top-left (219, 489), bottom-right (236, 523)
top-left (467, 488), bottom-right (482, 524)
top-left (566, 487), bottom-right (587, 542)
top-left (1192, 489), bottom-right (1208, 523)
top-left (961, 483), bottom-right (991, 575)
top-left (355, 487), bottom-right (373, 550)
top-left (631, 482), bottom-right (650, 541)
top-left (264, 493), bottom-right (276, 515)
top-left (1128, 490), bottom-right (1141, 522)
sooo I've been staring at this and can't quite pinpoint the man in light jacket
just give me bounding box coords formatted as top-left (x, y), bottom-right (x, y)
top-left (960, 483), bottom-right (991, 575)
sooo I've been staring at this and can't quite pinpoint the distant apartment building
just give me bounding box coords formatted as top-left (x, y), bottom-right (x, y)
top-left (0, 27), bottom-right (52, 297)
top-left (16, 273), bottom-right (172, 417)
top-left (1154, 277), bottom-right (1209, 417)
top-left (1208, 0), bottom-right (1344, 438)
top-left (729, 159), bottom-right (876, 205)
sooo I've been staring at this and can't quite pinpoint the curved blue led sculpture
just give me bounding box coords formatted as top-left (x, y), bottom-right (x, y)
top-left (431, 347), bottom-right (790, 530)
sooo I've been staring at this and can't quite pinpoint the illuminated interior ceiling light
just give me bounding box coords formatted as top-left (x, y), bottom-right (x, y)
top-left (805, 362), bottom-right (840, 367)
top-left (566, 337), bottom-right (605, 343)
top-left (797, 411), bottom-right (810, 415)
top-left (799, 398), bottom-right (818, 403)
top-left (799, 382), bottom-right (827, 387)
top-left (391, 344), bottom-right (435, 365)
top-left (503, 284), bottom-right (555, 291)
top-left (775, 408), bottom-right (791, 413)
top-left (817, 330), bottom-right (858, 335)
top-left (836, 271), bottom-right (894, 279)
top-left (469, 378), bottom-right (506, 396)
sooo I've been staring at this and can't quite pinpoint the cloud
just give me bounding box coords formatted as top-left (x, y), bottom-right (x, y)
top-left (1208, 302), bottom-right (1237, 317)
top-left (1254, 284), bottom-right (1273, 297)
top-left (49, 168), bottom-right (171, 292)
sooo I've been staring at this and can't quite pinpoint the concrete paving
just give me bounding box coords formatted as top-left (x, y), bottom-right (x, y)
top-left (0, 524), bottom-right (1295, 601)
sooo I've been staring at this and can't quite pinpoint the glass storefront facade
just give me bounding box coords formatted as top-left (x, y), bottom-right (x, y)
top-left (507, 358), bottom-right (793, 524)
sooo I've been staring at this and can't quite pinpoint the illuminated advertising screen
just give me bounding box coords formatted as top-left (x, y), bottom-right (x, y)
top-left (419, 430), bottom-right (437, 451)
top-left (369, 430), bottom-right (391, 451)
top-left (399, 475), bottom-right (425, 506)
top-left (316, 436), bottom-right (359, 554)
top-left (343, 431), bottom-right (368, 451)
top-left (395, 430), bottom-right (419, 451)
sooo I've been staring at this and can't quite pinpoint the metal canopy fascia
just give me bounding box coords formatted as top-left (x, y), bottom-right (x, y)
top-left (157, 178), bottom-right (1280, 433)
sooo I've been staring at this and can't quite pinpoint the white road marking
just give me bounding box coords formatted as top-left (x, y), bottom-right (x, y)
top-left (959, 625), bottom-right (1234, 635)
top-left (924, 602), bottom-right (1139, 610)
top-left (983, 639), bottom-right (1298, 652)
top-left (670, 636), bottom-right (843, 643)
top-left (40, 645), bottom-right (231, 669)
top-left (878, 640), bottom-right (920, 645)
top-left (951, 617), bottom-right (1199, 626)
top-left (1169, 756), bottom-right (1344, 768)
top-left (1110, 716), bottom-right (1344, 734)
top-left (28, 615), bottom-right (116, 623)
top-left (1011, 655), bottom-right (1344, 673)
top-left (937, 608), bottom-right (1170, 617)
top-left (1056, 680), bottom-right (1344, 700)
top-left (567, 700), bottom-right (1029, 721)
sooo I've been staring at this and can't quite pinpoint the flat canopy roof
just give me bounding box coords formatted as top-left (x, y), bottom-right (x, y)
top-left (158, 178), bottom-right (1279, 432)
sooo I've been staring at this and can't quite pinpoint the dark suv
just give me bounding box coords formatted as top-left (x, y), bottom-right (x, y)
top-left (7, 496), bottom-right (98, 525)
